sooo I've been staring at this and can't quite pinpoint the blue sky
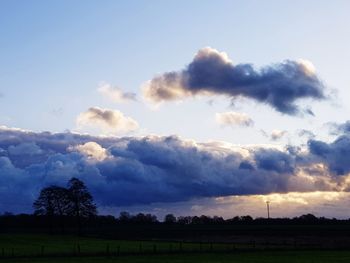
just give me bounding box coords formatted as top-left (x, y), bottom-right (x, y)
top-left (1, 1), bottom-right (350, 217)
top-left (1, 0), bottom-right (349, 139)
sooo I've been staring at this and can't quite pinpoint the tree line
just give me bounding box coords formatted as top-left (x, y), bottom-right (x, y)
top-left (30, 178), bottom-right (345, 227)
top-left (0, 178), bottom-right (349, 236)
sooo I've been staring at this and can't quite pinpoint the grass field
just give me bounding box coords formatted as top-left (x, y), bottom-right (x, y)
top-left (2, 251), bottom-right (350, 263)
top-left (1, 234), bottom-right (350, 262)
top-left (0, 234), bottom-right (236, 256)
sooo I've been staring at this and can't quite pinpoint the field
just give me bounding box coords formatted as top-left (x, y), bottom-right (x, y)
top-left (1, 234), bottom-right (350, 262)
top-left (2, 250), bottom-right (350, 263)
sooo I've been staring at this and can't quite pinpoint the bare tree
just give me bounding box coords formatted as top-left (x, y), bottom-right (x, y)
top-left (67, 178), bottom-right (97, 234)
top-left (33, 186), bottom-right (70, 233)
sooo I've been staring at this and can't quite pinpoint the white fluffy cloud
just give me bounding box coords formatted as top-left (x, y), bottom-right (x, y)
top-left (76, 107), bottom-right (139, 135)
top-left (98, 83), bottom-right (136, 103)
top-left (215, 111), bottom-right (254, 127)
top-left (69, 142), bottom-right (108, 161)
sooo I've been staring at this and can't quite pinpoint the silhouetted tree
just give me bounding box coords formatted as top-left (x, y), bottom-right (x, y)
top-left (298, 213), bottom-right (317, 223)
top-left (240, 215), bottom-right (253, 222)
top-left (144, 213), bottom-right (158, 223)
top-left (212, 216), bottom-right (225, 224)
top-left (199, 215), bottom-right (211, 224)
top-left (33, 185), bottom-right (70, 233)
top-left (164, 214), bottom-right (177, 224)
top-left (119, 211), bottom-right (131, 223)
top-left (67, 178), bottom-right (97, 234)
top-left (191, 216), bottom-right (200, 224)
top-left (177, 216), bottom-right (192, 225)
top-left (132, 213), bottom-right (158, 224)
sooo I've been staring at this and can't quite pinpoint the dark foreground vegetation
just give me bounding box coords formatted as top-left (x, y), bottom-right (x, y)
top-left (4, 177), bottom-right (349, 242)
top-left (2, 178), bottom-right (350, 262)
top-left (1, 234), bottom-right (350, 263)
top-left (3, 211), bottom-right (350, 241)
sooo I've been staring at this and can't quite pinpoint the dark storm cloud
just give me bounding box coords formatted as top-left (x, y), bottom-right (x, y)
top-left (337, 121), bottom-right (350, 133)
top-left (254, 149), bottom-right (294, 174)
top-left (308, 135), bottom-right (350, 176)
top-left (96, 136), bottom-right (297, 205)
top-left (143, 47), bottom-right (326, 115)
top-left (328, 121), bottom-right (350, 135)
top-left (1, 125), bottom-right (350, 213)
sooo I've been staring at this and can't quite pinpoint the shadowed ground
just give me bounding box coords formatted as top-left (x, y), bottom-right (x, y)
top-left (2, 251), bottom-right (350, 263)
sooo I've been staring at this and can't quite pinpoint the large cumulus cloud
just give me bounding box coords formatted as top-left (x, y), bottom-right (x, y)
top-left (0, 125), bottom-right (348, 213)
top-left (143, 47), bottom-right (325, 115)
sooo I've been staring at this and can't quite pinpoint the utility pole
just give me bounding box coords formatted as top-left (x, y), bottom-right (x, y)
top-left (266, 201), bottom-right (270, 219)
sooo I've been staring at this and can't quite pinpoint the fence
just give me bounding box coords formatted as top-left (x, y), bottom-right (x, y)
top-left (0, 239), bottom-right (348, 259)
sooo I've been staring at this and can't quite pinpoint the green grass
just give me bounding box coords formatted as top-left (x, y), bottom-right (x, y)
top-left (2, 251), bottom-right (350, 263)
top-left (0, 234), bottom-right (235, 257)
top-left (1, 234), bottom-right (350, 262)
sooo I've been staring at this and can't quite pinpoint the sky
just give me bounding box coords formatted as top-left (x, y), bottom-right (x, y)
top-left (1, 0), bottom-right (350, 218)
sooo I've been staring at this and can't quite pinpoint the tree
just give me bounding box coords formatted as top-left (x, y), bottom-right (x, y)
top-left (33, 186), bottom-right (70, 233)
top-left (177, 216), bottom-right (192, 225)
top-left (119, 211), bottom-right (131, 223)
top-left (67, 178), bottom-right (97, 234)
top-left (164, 214), bottom-right (177, 224)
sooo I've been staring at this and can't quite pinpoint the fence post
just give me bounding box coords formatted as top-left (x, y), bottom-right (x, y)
top-left (117, 245), bottom-right (120, 256)
top-left (169, 243), bottom-right (173, 253)
top-left (200, 242), bottom-right (202, 252)
top-left (139, 242), bottom-right (142, 254)
top-left (106, 244), bottom-right (110, 256)
top-left (153, 244), bottom-right (157, 254)
top-left (210, 242), bottom-right (213, 252)
top-left (179, 242), bottom-right (183, 252)
top-left (77, 244), bottom-right (80, 255)
top-left (41, 245), bottom-right (45, 256)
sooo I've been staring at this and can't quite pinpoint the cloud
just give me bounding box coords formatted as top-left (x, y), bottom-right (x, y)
top-left (215, 111), bottom-right (254, 127)
top-left (298, 129), bottom-right (315, 139)
top-left (98, 83), bottom-right (137, 103)
top-left (254, 148), bottom-right (294, 173)
top-left (1, 126), bottom-right (350, 213)
top-left (308, 135), bottom-right (350, 176)
top-left (76, 107), bottom-right (139, 135)
top-left (8, 142), bottom-right (43, 156)
top-left (143, 47), bottom-right (325, 115)
top-left (261, 129), bottom-right (287, 141)
top-left (68, 142), bottom-right (108, 161)
top-left (270, 130), bottom-right (287, 141)
top-left (110, 191), bottom-right (350, 220)
top-left (328, 121), bottom-right (350, 135)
